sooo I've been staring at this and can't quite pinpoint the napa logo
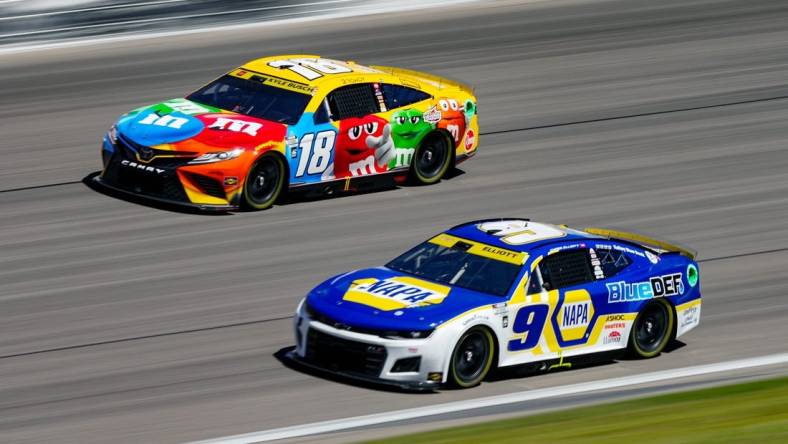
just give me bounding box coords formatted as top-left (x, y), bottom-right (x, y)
top-left (561, 301), bottom-right (590, 328)
top-left (342, 276), bottom-right (451, 311)
top-left (555, 290), bottom-right (595, 342)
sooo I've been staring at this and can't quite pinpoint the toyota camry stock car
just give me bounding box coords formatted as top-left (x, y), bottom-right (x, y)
top-left (290, 219), bottom-right (701, 390)
top-left (96, 55), bottom-right (479, 211)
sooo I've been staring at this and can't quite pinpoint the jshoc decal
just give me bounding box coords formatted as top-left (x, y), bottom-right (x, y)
top-left (607, 273), bottom-right (684, 303)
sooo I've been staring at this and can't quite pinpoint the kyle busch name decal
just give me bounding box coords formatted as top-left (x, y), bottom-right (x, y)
top-left (607, 273), bottom-right (684, 303)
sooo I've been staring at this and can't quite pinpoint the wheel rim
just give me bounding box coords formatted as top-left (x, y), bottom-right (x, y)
top-left (247, 157), bottom-right (280, 205)
top-left (453, 330), bottom-right (489, 384)
top-left (416, 138), bottom-right (448, 179)
top-left (635, 303), bottom-right (669, 353)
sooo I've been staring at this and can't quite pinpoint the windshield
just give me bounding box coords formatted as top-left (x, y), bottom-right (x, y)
top-left (187, 75), bottom-right (310, 125)
top-left (386, 240), bottom-right (522, 297)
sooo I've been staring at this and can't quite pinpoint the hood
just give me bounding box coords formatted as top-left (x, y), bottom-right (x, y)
top-left (306, 267), bottom-right (504, 332)
top-left (116, 99), bottom-right (287, 152)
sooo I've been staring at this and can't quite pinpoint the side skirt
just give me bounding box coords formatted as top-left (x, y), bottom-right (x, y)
top-left (288, 170), bottom-right (407, 198)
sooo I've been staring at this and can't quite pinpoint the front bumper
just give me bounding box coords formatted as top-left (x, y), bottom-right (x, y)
top-left (92, 175), bottom-right (237, 212)
top-left (292, 305), bottom-right (448, 391)
top-left (99, 137), bottom-right (240, 211)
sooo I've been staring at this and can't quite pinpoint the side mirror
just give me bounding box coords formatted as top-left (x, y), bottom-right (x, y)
top-left (542, 282), bottom-right (552, 291)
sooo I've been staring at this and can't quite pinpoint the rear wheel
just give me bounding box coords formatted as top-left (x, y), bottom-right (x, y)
top-left (628, 299), bottom-right (674, 358)
top-left (449, 326), bottom-right (495, 388)
top-left (242, 153), bottom-right (285, 211)
top-left (409, 132), bottom-right (451, 185)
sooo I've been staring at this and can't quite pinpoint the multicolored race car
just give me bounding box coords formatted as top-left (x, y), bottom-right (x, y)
top-left (290, 219), bottom-right (701, 390)
top-left (96, 55), bottom-right (479, 210)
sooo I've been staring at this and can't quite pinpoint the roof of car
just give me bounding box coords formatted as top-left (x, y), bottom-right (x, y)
top-left (240, 54), bottom-right (385, 88)
top-left (444, 219), bottom-right (602, 253)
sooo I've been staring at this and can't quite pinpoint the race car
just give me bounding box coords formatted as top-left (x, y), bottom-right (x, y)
top-left (290, 219), bottom-right (701, 390)
top-left (96, 55), bottom-right (479, 211)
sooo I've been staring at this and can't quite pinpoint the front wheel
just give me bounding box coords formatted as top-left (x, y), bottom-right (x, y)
top-left (628, 299), bottom-right (675, 358)
top-left (242, 153), bottom-right (286, 211)
top-left (409, 132), bottom-right (451, 185)
top-left (448, 326), bottom-right (495, 388)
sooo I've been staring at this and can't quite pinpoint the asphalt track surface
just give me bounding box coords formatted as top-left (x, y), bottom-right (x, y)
top-left (0, 0), bottom-right (462, 46)
top-left (1, 0), bottom-right (788, 442)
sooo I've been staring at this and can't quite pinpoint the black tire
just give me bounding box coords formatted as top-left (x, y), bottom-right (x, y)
top-left (628, 299), bottom-right (675, 358)
top-left (448, 326), bottom-right (495, 388)
top-left (242, 153), bottom-right (286, 211)
top-left (409, 132), bottom-right (452, 185)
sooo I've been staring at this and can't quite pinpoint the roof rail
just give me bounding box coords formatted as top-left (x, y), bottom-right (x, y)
top-left (583, 227), bottom-right (697, 260)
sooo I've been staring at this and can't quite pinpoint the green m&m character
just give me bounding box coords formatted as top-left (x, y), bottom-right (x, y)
top-left (389, 108), bottom-right (433, 168)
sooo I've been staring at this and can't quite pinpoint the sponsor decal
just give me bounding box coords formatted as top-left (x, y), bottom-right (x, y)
top-left (342, 276), bottom-right (450, 311)
top-left (492, 302), bottom-right (508, 315)
top-left (223, 177), bottom-right (239, 186)
top-left (604, 330), bottom-right (622, 344)
top-left (589, 248), bottom-right (604, 279)
top-left (120, 159), bottom-right (164, 175)
top-left (422, 106), bottom-right (442, 124)
top-left (561, 301), bottom-right (590, 329)
top-left (208, 117), bottom-right (262, 136)
top-left (605, 322), bottom-right (626, 329)
top-left (373, 83), bottom-right (387, 112)
top-left (606, 314), bottom-right (626, 321)
top-left (164, 98), bottom-right (211, 115)
top-left (680, 305), bottom-right (700, 328)
top-left (548, 243), bottom-right (587, 255)
top-left (595, 243), bottom-right (646, 258)
top-left (687, 264), bottom-right (699, 287)
top-left (607, 273), bottom-right (684, 303)
top-left (465, 129), bottom-right (475, 150)
top-left (138, 113), bottom-right (189, 129)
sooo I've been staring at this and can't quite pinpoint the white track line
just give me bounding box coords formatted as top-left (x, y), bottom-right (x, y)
top-left (0, 0), bottom-right (478, 55)
top-left (188, 353), bottom-right (788, 444)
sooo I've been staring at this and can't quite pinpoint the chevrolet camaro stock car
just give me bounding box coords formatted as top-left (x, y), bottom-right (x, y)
top-left (97, 55), bottom-right (479, 210)
top-left (290, 219), bottom-right (701, 389)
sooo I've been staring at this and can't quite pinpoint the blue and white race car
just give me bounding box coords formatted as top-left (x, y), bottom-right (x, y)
top-left (290, 219), bottom-right (701, 389)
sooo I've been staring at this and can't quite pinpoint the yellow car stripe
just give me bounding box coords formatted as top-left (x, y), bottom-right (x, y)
top-left (429, 233), bottom-right (527, 265)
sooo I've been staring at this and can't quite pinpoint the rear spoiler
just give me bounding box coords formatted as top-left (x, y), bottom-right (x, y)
top-left (583, 227), bottom-right (698, 260)
top-left (369, 65), bottom-right (474, 94)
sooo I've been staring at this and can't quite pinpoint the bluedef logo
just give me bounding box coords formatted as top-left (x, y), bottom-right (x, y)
top-left (607, 273), bottom-right (684, 303)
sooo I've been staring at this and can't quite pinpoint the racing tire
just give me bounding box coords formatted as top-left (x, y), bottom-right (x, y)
top-left (628, 299), bottom-right (675, 358)
top-left (242, 153), bottom-right (286, 211)
top-left (448, 326), bottom-right (495, 388)
top-left (409, 132), bottom-right (452, 185)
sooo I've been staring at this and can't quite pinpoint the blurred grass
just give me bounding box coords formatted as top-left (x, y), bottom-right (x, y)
top-left (360, 376), bottom-right (788, 444)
